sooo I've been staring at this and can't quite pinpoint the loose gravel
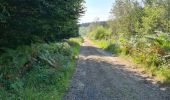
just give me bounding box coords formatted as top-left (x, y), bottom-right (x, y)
top-left (63, 39), bottom-right (170, 100)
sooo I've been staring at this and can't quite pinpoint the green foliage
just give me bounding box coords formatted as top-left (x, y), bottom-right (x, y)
top-left (88, 25), bottom-right (112, 40)
top-left (86, 0), bottom-right (170, 83)
top-left (69, 37), bottom-right (84, 45)
top-left (0, 38), bottom-right (82, 99)
top-left (0, 0), bottom-right (84, 98)
top-left (142, 6), bottom-right (168, 34)
top-left (79, 26), bottom-right (90, 36)
top-left (0, 0), bottom-right (84, 48)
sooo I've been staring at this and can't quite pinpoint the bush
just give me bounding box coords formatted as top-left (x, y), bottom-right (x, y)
top-left (88, 26), bottom-right (112, 40)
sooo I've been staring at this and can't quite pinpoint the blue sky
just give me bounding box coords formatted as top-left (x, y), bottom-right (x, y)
top-left (80, 0), bottom-right (115, 23)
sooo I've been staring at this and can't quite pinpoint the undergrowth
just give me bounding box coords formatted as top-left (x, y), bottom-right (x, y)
top-left (90, 38), bottom-right (170, 83)
top-left (0, 37), bottom-right (82, 99)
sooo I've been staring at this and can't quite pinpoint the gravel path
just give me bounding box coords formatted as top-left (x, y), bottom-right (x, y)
top-left (63, 39), bottom-right (170, 100)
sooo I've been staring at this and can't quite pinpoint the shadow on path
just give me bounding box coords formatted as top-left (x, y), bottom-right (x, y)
top-left (63, 40), bottom-right (170, 100)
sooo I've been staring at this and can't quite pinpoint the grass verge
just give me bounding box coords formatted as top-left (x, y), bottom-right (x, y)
top-left (0, 37), bottom-right (83, 99)
top-left (89, 38), bottom-right (170, 84)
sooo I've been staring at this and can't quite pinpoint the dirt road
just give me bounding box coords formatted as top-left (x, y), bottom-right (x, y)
top-left (63, 39), bottom-right (170, 100)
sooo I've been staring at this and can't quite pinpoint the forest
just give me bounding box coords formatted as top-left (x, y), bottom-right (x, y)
top-left (81, 0), bottom-right (170, 83)
top-left (1, 0), bottom-right (170, 99)
top-left (0, 0), bottom-right (84, 99)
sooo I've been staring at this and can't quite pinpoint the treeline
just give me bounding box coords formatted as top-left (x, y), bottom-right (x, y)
top-left (0, 0), bottom-right (84, 48)
top-left (86, 0), bottom-right (170, 83)
top-left (80, 21), bottom-right (107, 27)
top-left (0, 0), bottom-right (84, 99)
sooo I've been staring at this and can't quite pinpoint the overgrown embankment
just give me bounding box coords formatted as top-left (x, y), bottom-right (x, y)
top-left (82, 0), bottom-right (170, 83)
top-left (0, 0), bottom-right (84, 99)
top-left (0, 38), bottom-right (83, 99)
top-left (89, 37), bottom-right (170, 83)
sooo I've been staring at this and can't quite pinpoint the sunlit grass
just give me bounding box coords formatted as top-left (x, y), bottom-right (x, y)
top-left (91, 39), bottom-right (114, 49)
top-left (89, 38), bottom-right (170, 83)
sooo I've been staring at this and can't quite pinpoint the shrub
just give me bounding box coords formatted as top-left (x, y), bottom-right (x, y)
top-left (0, 39), bottom-right (82, 99)
top-left (88, 26), bottom-right (112, 40)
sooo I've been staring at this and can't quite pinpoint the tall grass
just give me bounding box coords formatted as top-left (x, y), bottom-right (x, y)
top-left (89, 38), bottom-right (170, 83)
top-left (0, 37), bottom-right (82, 99)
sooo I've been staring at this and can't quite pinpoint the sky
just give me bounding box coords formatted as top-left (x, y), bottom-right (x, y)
top-left (79, 0), bottom-right (115, 23)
